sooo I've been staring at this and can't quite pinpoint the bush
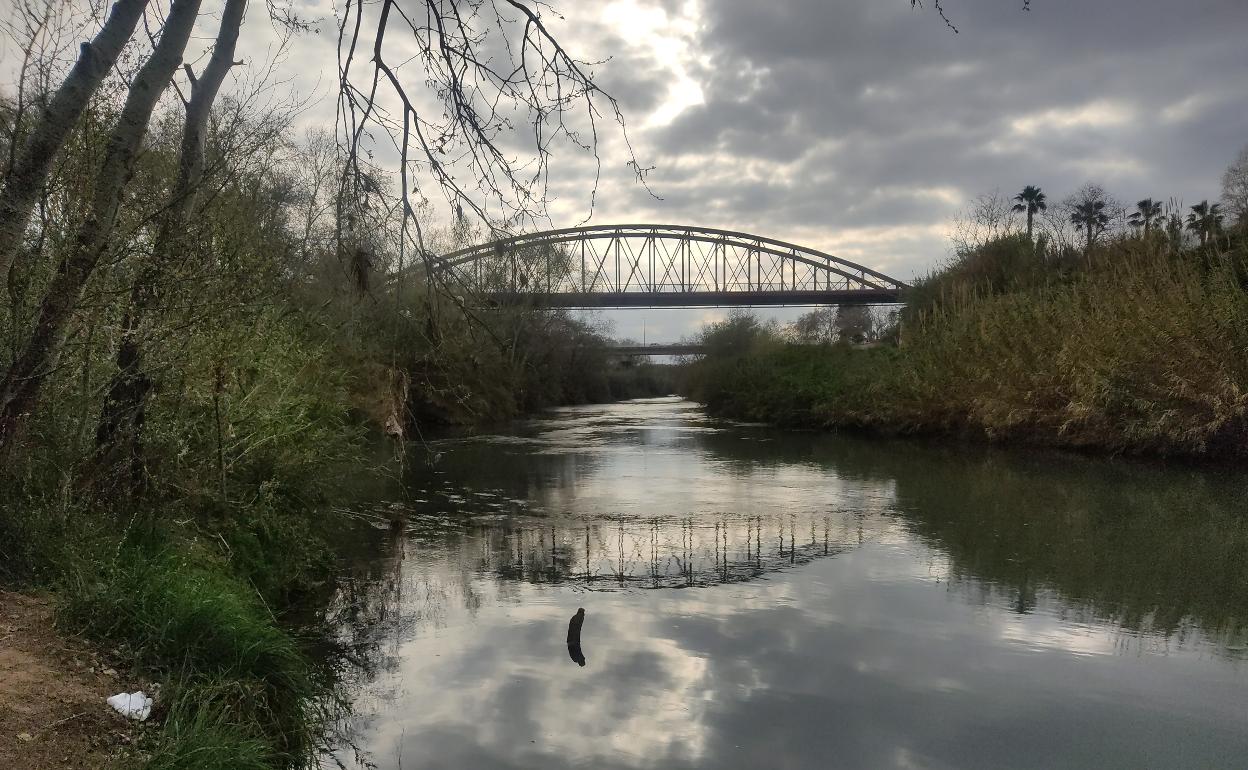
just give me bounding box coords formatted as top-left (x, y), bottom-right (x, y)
top-left (59, 542), bottom-right (324, 765)
top-left (216, 494), bottom-right (334, 606)
top-left (141, 689), bottom-right (276, 770)
top-left (683, 236), bottom-right (1248, 457)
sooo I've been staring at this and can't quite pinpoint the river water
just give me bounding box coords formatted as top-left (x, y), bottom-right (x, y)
top-left (325, 397), bottom-right (1248, 769)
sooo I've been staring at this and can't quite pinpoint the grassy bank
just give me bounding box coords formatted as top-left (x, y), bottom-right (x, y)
top-left (684, 234), bottom-right (1248, 457)
top-left (60, 538), bottom-right (329, 768)
top-left (2, 398), bottom-right (355, 768)
top-left (0, 298), bottom-right (653, 768)
top-left (1, 286), bottom-right (664, 769)
top-left (0, 66), bottom-right (670, 766)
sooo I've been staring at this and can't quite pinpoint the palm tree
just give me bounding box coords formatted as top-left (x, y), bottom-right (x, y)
top-left (1012, 185), bottom-right (1047, 243)
top-left (1186, 200), bottom-right (1224, 247)
top-left (1070, 197), bottom-right (1109, 254)
top-left (1127, 198), bottom-right (1163, 235)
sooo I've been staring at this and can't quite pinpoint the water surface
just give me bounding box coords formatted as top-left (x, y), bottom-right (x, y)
top-left (327, 397), bottom-right (1248, 769)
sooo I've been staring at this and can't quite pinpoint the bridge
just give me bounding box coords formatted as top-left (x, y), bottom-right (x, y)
top-left (426, 224), bottom-right (908, 307)
top-left (611, 343), bottom-right (705, 357)
top-left (607, 341), bottom-right (884, 357)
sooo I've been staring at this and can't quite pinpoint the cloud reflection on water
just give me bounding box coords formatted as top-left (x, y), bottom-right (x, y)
top-left (328, 398), bottom-right (1248, 769)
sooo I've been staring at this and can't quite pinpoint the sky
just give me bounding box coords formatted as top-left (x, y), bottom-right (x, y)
top-left (13, 0), bottom-right (1245, 342)
top-left (535, 0), bottom-right (1248, 341)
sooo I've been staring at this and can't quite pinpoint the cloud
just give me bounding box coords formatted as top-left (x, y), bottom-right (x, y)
top-left (549, 0), bottom-right (1248, 288)
top-left (243, 0), bottom-right (1248, 339)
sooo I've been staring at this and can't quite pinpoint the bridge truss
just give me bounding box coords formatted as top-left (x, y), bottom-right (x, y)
top-left (427, 224), bottom-right (908, 307)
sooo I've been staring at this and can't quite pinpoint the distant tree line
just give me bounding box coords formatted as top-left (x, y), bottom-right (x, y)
top-left (952, 143), bottom-right (1247, 264)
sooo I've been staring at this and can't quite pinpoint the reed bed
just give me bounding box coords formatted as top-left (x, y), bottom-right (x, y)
top-left (685, 236), bottom-right (1248, 457)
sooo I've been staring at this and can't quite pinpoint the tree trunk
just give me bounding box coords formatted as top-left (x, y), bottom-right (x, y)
top-left (0, 0), bottom-right (149, 280)
top-left (94, 0), bottom-right (247, 492)
top-left (0, 0), bottom-right (203, 454)
top-left (1025, 210), bottom-right (1033, 243)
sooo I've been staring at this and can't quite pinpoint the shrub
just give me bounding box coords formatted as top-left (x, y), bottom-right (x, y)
top-left (683, 236), bottom-right (1248, 457)
top-left (59, 543), bottom-right (324, 765)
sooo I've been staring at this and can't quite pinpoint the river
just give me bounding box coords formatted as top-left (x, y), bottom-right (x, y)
top-left (324, 397), bottom-right (1248, 769)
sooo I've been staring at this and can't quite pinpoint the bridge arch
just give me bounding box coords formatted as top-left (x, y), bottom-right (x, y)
top-left (428, 224), bottom-right (908, 307)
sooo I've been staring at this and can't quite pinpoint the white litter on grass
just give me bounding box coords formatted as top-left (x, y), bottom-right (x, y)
top-left (106, 691), bottom-right (152, 721)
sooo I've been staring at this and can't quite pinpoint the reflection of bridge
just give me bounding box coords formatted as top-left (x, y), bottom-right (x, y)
top-left (430, 224), bottom-right (908, 307)
top-left (415, 513), bottom-right (862, 590)
top-left (482, 516), bottom-right (855, 589)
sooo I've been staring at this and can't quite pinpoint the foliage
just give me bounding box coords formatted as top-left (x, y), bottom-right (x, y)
top-left (902, 232), bottom-right (1050, 318)
top-left (1186, 200), bottom-right (1224, 246)
top-left (58, 532), bottom-right (327, 767)
top-left (0, 3), bottom-right (664, 769)
top-left (215, 495), bottom-right (335, 607)
top-left (788, 307), bottom-right (838, 343)
top-left (606, 362), bottom-right (679, 400)
top-left (1066, 183), bottom-right (1115, 253)
top-left (685, 234), bottom-right (1248, 457)
top-left (1011, 184), bottom-right (1046, 241)
top-left (140, 692), bottom-right (275, 770)
top-left (1128, 198), bottom-right (1163, 233)
top-left (0, 40), bottom-right (657, 767)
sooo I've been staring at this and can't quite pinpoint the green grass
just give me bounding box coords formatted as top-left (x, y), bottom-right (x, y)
top-left (61, 548), bottom-right (306, 683)
top-left (140, 688), bottom-right (277, 770)
top-left (50, 524), bottom-right (330, 768)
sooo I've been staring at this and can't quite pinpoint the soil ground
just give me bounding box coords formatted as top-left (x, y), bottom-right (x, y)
top-left (0, 590), bottom-right (136, 769)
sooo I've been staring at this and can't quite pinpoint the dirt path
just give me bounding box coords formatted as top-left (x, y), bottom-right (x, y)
top-left (0, 590), bottom-right (134, 769)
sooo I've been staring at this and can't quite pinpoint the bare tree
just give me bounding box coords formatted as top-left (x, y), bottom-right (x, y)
top-left (949, 189), bottom-right (1019, 255)
top-left (335, 0), bottom-right (650, 274)
top-left (289, 128), bottom-right (340, 263)
top-left (789, 307), bottom-right (838, 343)
top-left (1222, 143), bottom-right (1248, 232)
top-left (0, 0), bottom-right (149, 279)
top-left (93, 0), bottom-right (248, 489)
top-left (0, 0), bottom-right (203, 451)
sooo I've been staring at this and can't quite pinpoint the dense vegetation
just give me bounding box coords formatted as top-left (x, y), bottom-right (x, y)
top-left (0, 9), bottom-right (657, 768)
top-left (684, 175), bottom-right (1248, 458)
top-left (1, 0), bottom-right (1242, 762)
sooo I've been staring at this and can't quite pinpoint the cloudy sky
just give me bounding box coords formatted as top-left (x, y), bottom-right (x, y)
top-left (273, 0), bottom-right (1248, 339)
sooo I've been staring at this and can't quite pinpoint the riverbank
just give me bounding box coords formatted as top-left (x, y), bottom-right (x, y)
top-left (0, 353), bottom-right (672, 770)
top-left (0, 492), bottom-right (348, 768)
top-left (683, 234), bottom-right (1248, 458)
top-left (0, 591), bottom-right (139, 769)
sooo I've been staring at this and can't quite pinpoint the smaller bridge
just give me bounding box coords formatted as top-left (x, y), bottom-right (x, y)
top-left (611, 343), bottom-right (705, 357)
top-left (609, 341), bottom-right (884, 357)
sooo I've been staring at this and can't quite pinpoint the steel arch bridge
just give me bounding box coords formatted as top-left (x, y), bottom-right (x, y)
top-left (427, 224), bottom-right (908, 307)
